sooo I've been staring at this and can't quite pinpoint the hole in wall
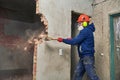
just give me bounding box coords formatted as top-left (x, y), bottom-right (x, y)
top-left (0, 0), bottom-right (48, 79)
top-left (71, 11), bottom-right (81, 79)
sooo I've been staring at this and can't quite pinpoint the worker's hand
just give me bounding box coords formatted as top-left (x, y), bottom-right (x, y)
top-left (89, 18), bottom-right (94, 24)
top-left (57, 38), bottom-right (63, 42)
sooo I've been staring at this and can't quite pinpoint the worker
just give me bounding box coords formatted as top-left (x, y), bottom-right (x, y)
top-left (57, 14), bottom-right (100, 80)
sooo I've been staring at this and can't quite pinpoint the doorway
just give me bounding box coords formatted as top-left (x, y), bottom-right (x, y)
top-left (110, 13), bottom-right (120, 80)
top-left (71, 11), bottom-right (90, 80)
top-left (71, 11), bottom-right (80, 79)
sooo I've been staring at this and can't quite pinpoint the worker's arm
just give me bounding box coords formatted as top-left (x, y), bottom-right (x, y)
top-left (64, 30), bottom-right (88, 45)
top-left (58, 29), bottom-right (88, 45)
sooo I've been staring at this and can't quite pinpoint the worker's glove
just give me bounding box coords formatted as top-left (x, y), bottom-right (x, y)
top-left (57, 38), bottom-right (63, 42)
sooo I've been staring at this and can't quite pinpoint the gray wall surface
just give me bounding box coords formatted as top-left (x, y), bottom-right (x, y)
top-left (36, 0), bottom-right (94, 80)
top-left (93, 0), bottom-right (120, 80)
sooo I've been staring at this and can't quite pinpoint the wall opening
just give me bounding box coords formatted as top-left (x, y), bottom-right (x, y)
top-left (71, 11), bottom-right (90, 80)
top-left (0, 0), bottom-right (48, 80)
top-left (71, 11), bottom-right (80, 79)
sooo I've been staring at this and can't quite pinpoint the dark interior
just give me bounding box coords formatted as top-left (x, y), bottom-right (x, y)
top-left (0, 0), bottom-right (36, 22)
top-left (0, 0), bottom-right (45, 80)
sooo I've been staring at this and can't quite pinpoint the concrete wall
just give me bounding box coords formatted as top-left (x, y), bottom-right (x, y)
top-left (36, 0), bottom-right (93, 80)
top-left (93, 0), bottom-right (120, 80)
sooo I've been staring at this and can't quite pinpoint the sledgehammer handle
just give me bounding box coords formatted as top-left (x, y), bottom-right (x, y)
top-left (51, 38), bottom-right (57, 40)
top-left (45, 36), bottom-right (57, 41)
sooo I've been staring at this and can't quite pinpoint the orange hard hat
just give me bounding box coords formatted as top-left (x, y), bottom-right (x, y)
top-left (77, 14), bottom-right (90, 22)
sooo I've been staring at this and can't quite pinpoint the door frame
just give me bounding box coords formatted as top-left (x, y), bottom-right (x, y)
top-left (110, 13), bottom-right (120, 80)
top-left (71, 11), bottom-right (81, 79)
